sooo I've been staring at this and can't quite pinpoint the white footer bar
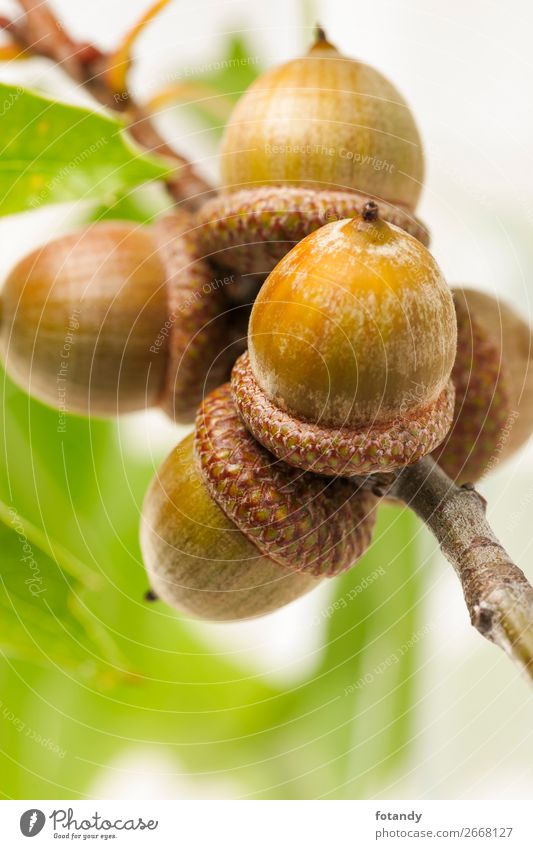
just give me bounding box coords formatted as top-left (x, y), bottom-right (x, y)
top-left (2, 799), bottom-right (531, 847)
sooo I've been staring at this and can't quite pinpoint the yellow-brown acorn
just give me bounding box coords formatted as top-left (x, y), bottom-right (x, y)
top-left (140, 384), bottom-right (377, 621)
top-left (232, 203), bottom-right (456, 477)
top-left (0, 217), bottom-right (242, 422)
top-left (195, 29), bottom-right (428, 276)
top-left (220, 29), bottom-right (424, 208)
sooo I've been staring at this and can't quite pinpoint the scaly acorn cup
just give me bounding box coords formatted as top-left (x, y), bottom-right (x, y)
top-left (0, 215), bottom-right (244, 423)
top-left (195, 29), bottom-right (428, 276)
top-left (433, 288), bottom-right (533, 483)
top-left (196, 186), bottom-right (429, 276)
top-left (232, 202), bottom-right (456, 477)
top-left (140, 383), bottom-right (377, 620)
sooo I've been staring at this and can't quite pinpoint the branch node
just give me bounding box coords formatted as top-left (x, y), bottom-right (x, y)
top-left (475, 602), bottom-right (494, 636)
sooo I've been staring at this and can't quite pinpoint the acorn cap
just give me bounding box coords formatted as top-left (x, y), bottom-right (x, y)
top-left (154, 215), bottom-right (235, 423)
top-left (434, 288), bottom-right (533, 482)
top-left (196, 186), bottom-right (429, 276)
top-left (232, 350), bottom-right (454, 477)
top-left (195, 383), bottom-right (377, 576)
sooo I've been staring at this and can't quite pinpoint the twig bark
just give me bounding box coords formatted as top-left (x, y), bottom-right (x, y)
top-left (2, 0), bottom-right (214, 209)
top-left (374, 456), bottom-right (533, 681)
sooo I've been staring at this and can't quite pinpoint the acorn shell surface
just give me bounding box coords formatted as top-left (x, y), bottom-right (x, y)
top-left (140, 434), bottom-right (318, 621)
top-left (220, 40), bottom-right (424, 210)
top-left (248, 216), bottom-right (456, 428)
top-left (1, 222), bottom-right (169, 416)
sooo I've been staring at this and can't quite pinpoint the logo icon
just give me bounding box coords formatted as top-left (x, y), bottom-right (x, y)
top-left (20, 809), bottom-right (46, 837)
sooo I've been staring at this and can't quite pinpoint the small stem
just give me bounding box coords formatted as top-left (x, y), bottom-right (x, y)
top-left (361, 200), bottom-right (379, 222)
top-left (384, 456), bottom-right (533, 681)
top-left (126, 103), bottom-right (213, 208)
top-left (314, 24), bottom-right (328, 43)
top-left (9, 0), bottom-right (214, 209)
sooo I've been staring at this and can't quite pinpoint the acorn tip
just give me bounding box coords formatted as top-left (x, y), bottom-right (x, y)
top-left (362, 201), bottom-right (379, 223)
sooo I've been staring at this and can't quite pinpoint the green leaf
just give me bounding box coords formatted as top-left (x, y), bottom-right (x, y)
top-left (274, 506), bottom-right (424, 798)
top-left (0, 503), bottom-right (117, 677)
top-left (0, 83), bottom-right (169, 216)
top-left (199, 35), bottom-right (263, 100)
top-left (0, 372), bottom-right (285, 795)
top-left (0, 367), bottom-right (116, 554)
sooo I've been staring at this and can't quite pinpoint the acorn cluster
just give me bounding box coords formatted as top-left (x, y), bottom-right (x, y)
top-left (1, 30), bottom-right (532, 621)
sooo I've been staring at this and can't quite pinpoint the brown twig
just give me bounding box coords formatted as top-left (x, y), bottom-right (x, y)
top-left (374, 456), bottom-right (533, 681)
top-left (2, 0), bottom-right (214, 209)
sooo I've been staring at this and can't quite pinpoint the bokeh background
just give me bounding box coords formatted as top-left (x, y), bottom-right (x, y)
top-left (0, 0), bottom-right (532, 799)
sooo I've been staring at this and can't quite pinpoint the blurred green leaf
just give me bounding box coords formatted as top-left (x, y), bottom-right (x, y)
top-left (0, 373), bottom-right (425, 798)
top-left (0, 503), bottom-right (114, 676)
top-left (91, 191), bottom-right (163, 224)
top-left (0, 367), bottom-right (115, 552)
top-left (150, 35), bottom-right (262, 138)
top-left (197, 35), bottom-right (262, 106)
top-left (0, 370), bottom-right (129, 677)
top-left (271, 506), bottom-right (424, 798)
top-left (0, 83), bottom-right (168, 216)
top-left (0, 373), bottom-right (287, 796)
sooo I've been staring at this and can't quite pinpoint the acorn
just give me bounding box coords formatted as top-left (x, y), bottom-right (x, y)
top-left (140, 383), bottom-right (377, 620)
top-left (221, 27), bottom-right (424, 206)
top-left (434, 288), bottom-right (533, 483)
top-left (196, 29), bottom-right (428, 275)
top-left (0, 216), bottom-right (243, 422)
top-left (231, 202), bottom-right (456, 476)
